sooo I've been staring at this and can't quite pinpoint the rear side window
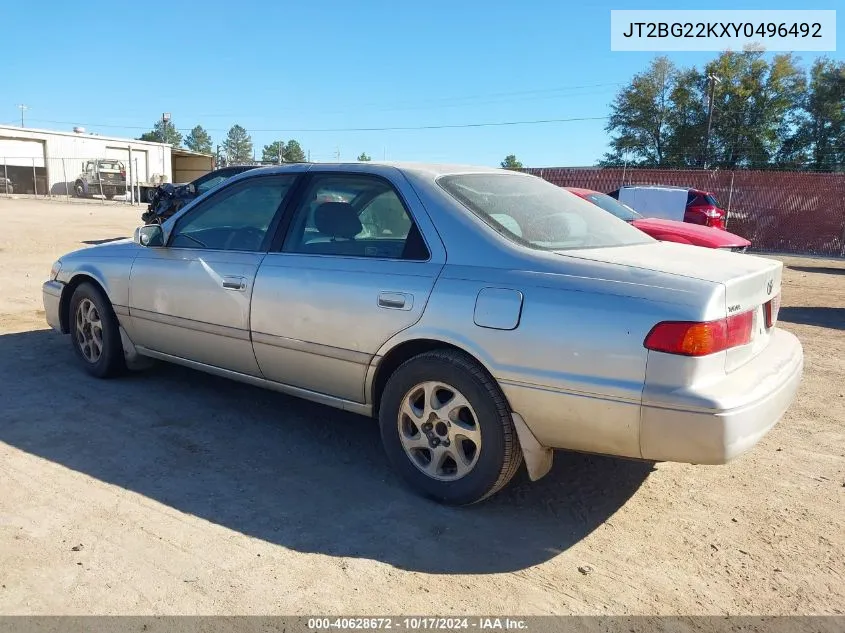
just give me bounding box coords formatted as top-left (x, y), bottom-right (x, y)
top-left (281, 174), bottom-right (429, 260)
top-left (438, 173), bottom-right (652, 251)
top-left (687, 192), bottom-right (721, 207)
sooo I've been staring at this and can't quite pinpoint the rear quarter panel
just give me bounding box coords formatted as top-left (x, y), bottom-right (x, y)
top-left (376, 261), bottom-right (723, 458)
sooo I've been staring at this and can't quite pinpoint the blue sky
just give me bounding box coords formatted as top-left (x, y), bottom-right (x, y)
top-left (2, 0), bottom-right (842, 167)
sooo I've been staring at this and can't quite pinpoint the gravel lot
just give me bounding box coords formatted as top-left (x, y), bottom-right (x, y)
top-left (0, 198), bottom-right (842, 615)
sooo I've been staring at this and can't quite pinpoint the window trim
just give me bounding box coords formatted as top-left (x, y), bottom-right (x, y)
top-left (268, 172), bottom-right (432, 262)
top-left (166, 173), bottom-right (301, 253)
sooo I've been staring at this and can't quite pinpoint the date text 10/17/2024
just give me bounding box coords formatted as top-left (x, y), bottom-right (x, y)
top-left (308, 618), bottom-right (529, 631)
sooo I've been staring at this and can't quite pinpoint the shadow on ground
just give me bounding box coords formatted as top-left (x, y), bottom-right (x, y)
top-left (778, 307), bottom-right (845, 331)
top-left (788, 265), bottom-right (845, 276)
top-left (0, 329), bottom-right (653, 574)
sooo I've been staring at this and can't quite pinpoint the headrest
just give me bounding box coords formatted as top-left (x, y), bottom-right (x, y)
top-left (314, 202), bottom-right (362, 239)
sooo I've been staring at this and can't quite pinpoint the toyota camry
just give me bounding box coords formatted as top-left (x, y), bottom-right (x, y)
top-left (42, 163), bottom-right (804, 504)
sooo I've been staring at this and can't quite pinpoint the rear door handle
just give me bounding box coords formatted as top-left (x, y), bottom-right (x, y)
top-left (222, 276), bottom-right (246, 291)
top-left (378, 292), bottom-right (413, 311)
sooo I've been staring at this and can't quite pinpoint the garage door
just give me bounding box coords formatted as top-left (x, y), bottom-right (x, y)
top-left (0, 138), bottom-right (46, 167)
top-left (105, 147), bottom-right (148, 184)
top-left (130, 149), bottom-right (148, 183)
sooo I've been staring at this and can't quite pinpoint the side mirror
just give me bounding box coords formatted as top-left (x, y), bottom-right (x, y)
top-left (187, 183), bottom-right (196, 194)
top-left (134, 224), bottom-right (165, 247)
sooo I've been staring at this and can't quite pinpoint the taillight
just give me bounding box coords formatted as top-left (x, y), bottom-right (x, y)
top-left (764, 293), bottom-right (781, 328)
top-left (687, 206), bottom-right (726, 229)
top-left (644, 311), bottom-right (754, 356)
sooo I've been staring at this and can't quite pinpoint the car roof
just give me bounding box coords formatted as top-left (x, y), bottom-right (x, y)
top-left (235, 161), bottom-right (518, 181)
top-left (620, 184), bottom-right (690, 192)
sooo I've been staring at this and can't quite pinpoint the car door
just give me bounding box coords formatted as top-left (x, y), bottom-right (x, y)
top-left (128, 173), bottom-right (299, 376)
top-left (250, 171), bottom-right (445, 403)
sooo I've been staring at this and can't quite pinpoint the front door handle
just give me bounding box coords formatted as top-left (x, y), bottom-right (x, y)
top-left (378, 292), bottom-right (413, 311)
top-left (222, 276), bottom-right (246, 291)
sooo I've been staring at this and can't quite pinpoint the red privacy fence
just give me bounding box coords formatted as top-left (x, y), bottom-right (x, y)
top-left (525, 168), bottom-right (845, 257)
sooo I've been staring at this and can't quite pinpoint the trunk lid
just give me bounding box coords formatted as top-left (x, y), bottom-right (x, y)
top-left (560, 242), bottom-right (783, 370)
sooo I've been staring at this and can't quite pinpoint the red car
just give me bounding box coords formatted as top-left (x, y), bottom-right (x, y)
top-left (567, 187), bottom-right (751, 252)
top-left (607, 185), bottom-right (727, 229)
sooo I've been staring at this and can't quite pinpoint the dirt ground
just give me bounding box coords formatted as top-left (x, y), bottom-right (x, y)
top-left (0, 198), bottom-right (842, 616)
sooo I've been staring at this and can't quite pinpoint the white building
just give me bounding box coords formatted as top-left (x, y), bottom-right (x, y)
top-left (0, 124), bottom-right (212, 196)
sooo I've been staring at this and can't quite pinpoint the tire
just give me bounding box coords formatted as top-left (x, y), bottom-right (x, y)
top-left (68, 282), bottom-right (126, 379)
top-left (74, 181), bottom-right (86, 198)
top-left (145, 188), bottom-right (157, 203)
top-left (379, 349), bottom-right (523, 505)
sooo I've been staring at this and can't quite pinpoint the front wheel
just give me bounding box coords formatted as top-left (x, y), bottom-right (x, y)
top-left (68, 282), bottom-right (126, 378)
top-left (379, 350), bottom-right (523, 505)
top-left (74, 181), bottom-right (85, 197)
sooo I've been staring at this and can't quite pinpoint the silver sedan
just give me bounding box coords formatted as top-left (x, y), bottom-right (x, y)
top-left (42, 163), bottom-right (804, 504)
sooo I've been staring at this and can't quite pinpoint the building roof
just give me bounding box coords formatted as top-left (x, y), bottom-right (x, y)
top-left (0, 124), bottom-right (170, 148)
top-left (171, 147), bottom-right (214, 158)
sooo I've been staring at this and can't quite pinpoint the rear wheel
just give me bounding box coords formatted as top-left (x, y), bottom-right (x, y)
top-left (379, 349), bottom-right (523, 505)
top-left (68, 282), bottom-right (126, 378)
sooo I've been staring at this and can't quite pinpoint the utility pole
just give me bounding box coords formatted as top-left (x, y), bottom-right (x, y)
top-left (278, 140), bottom-right (283, 165)
top-left (161, 112), bottom-right (171, 144)
top-left (703, 74), bottom-right (721, 168)
top-left (17, 104), bottom-right (28, 127)
top-left (335, 146), bottom-right (340, 161)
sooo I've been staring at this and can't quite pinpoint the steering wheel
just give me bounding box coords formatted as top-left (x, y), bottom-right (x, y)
top-left (223, 227), bottom-right (265, 251)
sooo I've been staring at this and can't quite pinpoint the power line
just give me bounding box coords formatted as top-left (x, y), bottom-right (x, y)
top-left (187, 82), bottom-right (625, 118)
top-left (28, 115), bottom-right (609, 134)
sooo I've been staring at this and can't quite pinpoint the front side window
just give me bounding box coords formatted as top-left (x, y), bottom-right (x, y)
top-left (169, 176), bottom-right (296, 251)
top-left (282, 175), bottom-right (428, 260)
top-left (438, 173), bottom-right (652, 250)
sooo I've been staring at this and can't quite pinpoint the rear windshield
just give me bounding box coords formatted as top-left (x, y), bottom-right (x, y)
top-left (438, 174), bottom-right (652, 250)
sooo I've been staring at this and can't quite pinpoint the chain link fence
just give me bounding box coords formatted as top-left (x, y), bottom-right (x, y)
top-left (0, 155), bottom-right (164, 204)
top-left (526, 167), bottom-right (845, 257)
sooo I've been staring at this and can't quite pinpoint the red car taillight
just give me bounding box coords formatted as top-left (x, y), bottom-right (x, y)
top-left (764, 293), bottom-right (781, 328)
top-left (687, 206), bottom-right (726, 229)
top-left (644, 311), bottom-right (753, 356)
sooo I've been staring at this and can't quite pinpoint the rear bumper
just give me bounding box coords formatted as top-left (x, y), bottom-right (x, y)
top-left (640, 328), bottom-right (803, 464)
top-left (42, 280), bottom-right (64, 332)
